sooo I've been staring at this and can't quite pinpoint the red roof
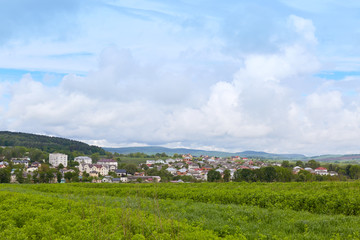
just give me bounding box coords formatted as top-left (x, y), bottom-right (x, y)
top-left (315, 167), bottom-right (327, 170)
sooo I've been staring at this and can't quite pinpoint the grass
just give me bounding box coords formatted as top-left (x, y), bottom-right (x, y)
top-left (1, 182), bottom-right (360, 239)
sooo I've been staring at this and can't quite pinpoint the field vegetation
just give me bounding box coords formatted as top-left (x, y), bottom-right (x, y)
top-left (1, 182), bottom-right (360, 239)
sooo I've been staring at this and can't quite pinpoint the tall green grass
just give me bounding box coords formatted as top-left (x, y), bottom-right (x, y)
top-left (1, 182), bottom-right (360, 239)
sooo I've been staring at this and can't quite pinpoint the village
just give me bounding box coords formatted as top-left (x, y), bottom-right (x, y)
top-left (0, 152), bottom-right (339, 184)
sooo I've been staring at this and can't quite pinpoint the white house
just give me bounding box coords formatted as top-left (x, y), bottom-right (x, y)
top-left (155, 159), bottom-right (165, 164)
top-left (315, 167), bottom-right (328, 175)
top-left (146, 160), bottom-right (155, 165)
top-left (166, 167), bottom-right (177, 175)
top-left (27, 166), bottom-right (38, 172)
top-left (165, 158), bottom-right (176, 164)
top-left (49, 153), bottom-right (68, 167)
top-left (74, 156), bottom-right (92, 164)
top-left (97, 159), bottom-right (118, 168)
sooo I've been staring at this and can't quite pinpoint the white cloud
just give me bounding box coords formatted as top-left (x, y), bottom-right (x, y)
top-left (2, 13), bottom-right (360, 156)
top-left (288, 15), bottom-right (317, 45)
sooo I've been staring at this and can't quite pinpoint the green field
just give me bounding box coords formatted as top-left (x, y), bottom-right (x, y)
top-left (1, 182), bottom-right (360, 239)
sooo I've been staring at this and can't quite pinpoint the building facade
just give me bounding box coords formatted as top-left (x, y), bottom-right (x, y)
top-left (49, 153), bottom-right (68, 167)
top-left (74, 156), bottom-right (92, 164)
top-left (97, 159), bottom-right (118, 168)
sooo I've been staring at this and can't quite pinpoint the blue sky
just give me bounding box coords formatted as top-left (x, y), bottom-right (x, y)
top-left (1, 0), bottom-right (360, 155)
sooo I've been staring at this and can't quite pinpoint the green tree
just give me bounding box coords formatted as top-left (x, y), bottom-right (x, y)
top-left (0, 168), bottom-right (11, 183)
top-left (223, 169), bottom-right (231, 182)
top-left (124, 164), bottom-right (139, 175)
top-left (275, 166), bottom-right (293, 182)
top-left (306, 160), bottom-right (320, 169)
top-left (349, 165), bottom-right (360, 179)
top-left (281, 161), bottom-right (290, 168)
top-left (15, 169), bottom-right (24, 184)
top-left (234, 169), bottom-right (254, 182)
top-left (39, 171), bottom-right (47, 183)
top-left (71, 173), bottom-right (79, 182)
top-left (263, 166), bottom-right (277, 182)
top-left (91, 153), bottom-right (100, 162)
top-left (64, 172), bottom-right (73, 182)
top-left (25, 174), bottom-right (32, 184)
top-left (296, 170), bottom-right (314, 182)
top-left (207, 169), bottom-right (222, 182)
top-left (56, 171), bottom-right (62, 183)
top-left (32, 171), bottom-right (39, 183)
top-left (295, 161), bottom-right (304, 168)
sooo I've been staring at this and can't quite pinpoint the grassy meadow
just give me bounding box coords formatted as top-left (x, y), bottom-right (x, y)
top-left (1, 182), bottom-right (360, 239)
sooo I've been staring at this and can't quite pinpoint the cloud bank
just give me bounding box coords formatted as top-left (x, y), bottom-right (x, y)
top-left (1, 12), bottom-right (360, 156)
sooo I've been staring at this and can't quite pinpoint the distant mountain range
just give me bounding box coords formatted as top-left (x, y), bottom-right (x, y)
top-left (104, 146), bottom-right (307, 160)
top-left (105, 146), bottom-right (360, 162)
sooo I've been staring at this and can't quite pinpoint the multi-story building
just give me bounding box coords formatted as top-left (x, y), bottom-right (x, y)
top-left (74, 156), bottom-right (92, 164)
top-left (49, 153), bottom-right (68, 168)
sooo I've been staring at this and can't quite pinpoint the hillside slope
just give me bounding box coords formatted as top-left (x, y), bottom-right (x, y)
top-left (0, 131), bottom-right (105, 155)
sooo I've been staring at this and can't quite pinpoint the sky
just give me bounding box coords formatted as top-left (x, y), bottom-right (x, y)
top-left (1, 0), bottom-right (360, 156)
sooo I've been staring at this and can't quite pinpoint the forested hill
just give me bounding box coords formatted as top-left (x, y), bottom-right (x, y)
top-left (0, 131), bottom-right (105, 155)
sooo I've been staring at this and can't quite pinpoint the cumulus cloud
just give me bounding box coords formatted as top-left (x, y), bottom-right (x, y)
top-left (2, 14), bottom-right (360, 155)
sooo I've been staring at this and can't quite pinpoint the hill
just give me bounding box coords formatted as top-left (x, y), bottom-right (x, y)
top-left (312, 154), bottom-right (360, 163)
top-left (0, 131), bottom-right (105, 155)
top-left (104, 146), bottom-right (307, 160)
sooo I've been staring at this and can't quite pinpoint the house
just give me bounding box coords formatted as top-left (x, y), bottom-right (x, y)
top-left (0, 161), bottom-right (8, 168)
top-left (120, 176), bottom-right (128, 182)
top-left (182, 154), bottom-right (193, 160)
top-left (115, 169), bottom-right (127, 176)
top-left (31, 162), bottom-right (42, 168)
top-left (102, 176), bottom-right (113, 183)
top-left (293, 166), bottom-right (303, 174)
top-left (27, 166), bottom-right (38, 172)
top-left (166, 167), bottom-right (177, 175)
top-left (49, 153), bottom-right (68, 167)
top-left (177, 168), bottom-right (187, 175)
top-left (215, 168), bottom-right (224, 174)
top-left (304, 167), bottom-right (315, 173)
top-left (74, 156), bottom-right (92, 164)
top-left (165, 158), bottom-right (176, 164)
top-left (201, 165), bottom-right (212, 171)
top-left (97, 159), bottom-right (118, 168)
top-left (112, 178), bottom-right (121, 183)
top-left (11, 158), bottom-right (30, 168)
top-left (315, 167), bottom-right (328, 175)
top-left (146, 160), bottom-right (155, 165)
top-left (249, 166), bottom-right (260, 170)
top-left (188, 164), bottom-right (199, 170)
top-left (79, 163), bottom-right (110, 176)
top-left (155, 159), bottom-right (165, 164)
